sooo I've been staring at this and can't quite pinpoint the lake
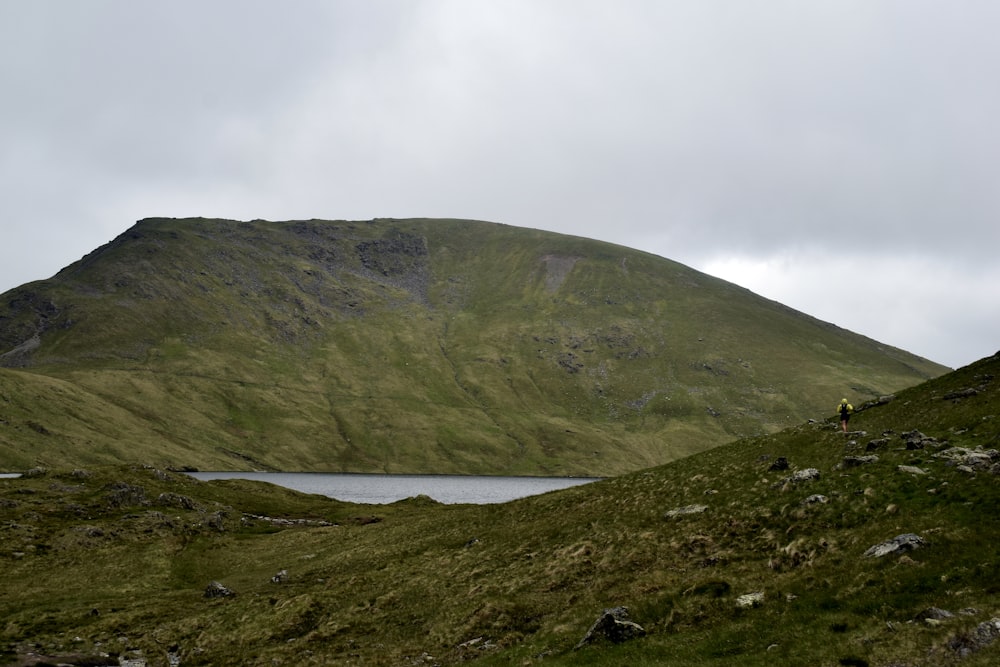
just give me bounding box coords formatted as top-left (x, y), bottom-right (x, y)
top-left (188, 472), bottom-right (600, 505)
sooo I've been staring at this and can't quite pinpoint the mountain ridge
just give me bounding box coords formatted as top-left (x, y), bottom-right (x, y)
top-left (0, 217), bottom-right (948, 475)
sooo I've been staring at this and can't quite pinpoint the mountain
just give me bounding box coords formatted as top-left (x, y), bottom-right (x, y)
top-left (0, 217), bottom-right (948, 475)
top-left (1, 353), bottom-right (997, 666)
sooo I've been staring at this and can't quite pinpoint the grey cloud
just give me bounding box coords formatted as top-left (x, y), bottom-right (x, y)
top-left (0, 1), bottom-right (996, 366)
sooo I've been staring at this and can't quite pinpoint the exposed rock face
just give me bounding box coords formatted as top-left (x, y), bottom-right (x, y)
top-left (736, 592), bottom-right (765, 609)
top-left (866, 438), bottom-right (890, 451)
top-left (943, 387), bottom-right (979, 400)
top-left (104, 482), bottom-right (147, 508)
top-left (935, 446), bottom-right (999, 470)
top-left (902, 430), bottom-right (939, 450)
top-left (204, 581), bottom-right (236, 598)
top-left (156, 492), bottom-right (199, 510)
top-left (575, 606), bottom-right (646, 649)
top-left (863, 533), bottom-right (926, 558)
top-left (948, 617), bottom-right (1000, 658)
top-left (776, 468), bottom-right (820, 487)
top-left (840, 455), bottom-right (879, 469)
top-left (916, 607), bottom-right (955, 623)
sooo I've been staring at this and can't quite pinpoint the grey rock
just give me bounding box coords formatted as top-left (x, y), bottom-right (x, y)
top-left (863, 533), bottom-right (926, 558)
top-left (841, 455), bottom-right (879, 469)
top-left (664, 504), bottom-right (708, 518)
top-left (916, 607), bottom-right (954, 622)
top-left (948, 617), bottom-right (1000, 658)
top-left (786, 468), bottom-right (821, 484)
top-left (943, 388), bottom-right (978, 400)
top-left (897, 465), bottom-right (928, 475)
top-left (156, 492), bottom-right (199, 510)
top-left (204, 581), bottom-right (236, 598)
top-left (901, 430), bottom-right (939, 450)
top-left (935, 446), bottom-right (998, 469)
top-left (769, 457), bottom-right (789, 471)
top-left (575, 606), bottom-right (646, 649)
top-left (736, 592), bottom-right (765, 609)
top-left (104, 482), bottom-right (148, 508)
top-left (866, 438), bottom-right (890, 451)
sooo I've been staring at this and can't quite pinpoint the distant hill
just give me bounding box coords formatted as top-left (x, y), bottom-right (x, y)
top-left (0, 217), bottom-right (948, 475)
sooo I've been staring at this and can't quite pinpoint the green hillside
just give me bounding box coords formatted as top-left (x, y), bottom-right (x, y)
top-left (0, 217), bottom-right (947, 475)
top-left (1, 353), bottom-right (997, 666)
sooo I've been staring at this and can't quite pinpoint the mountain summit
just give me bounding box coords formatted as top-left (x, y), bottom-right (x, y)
top-left (0, 218), bottom-right (947, 474)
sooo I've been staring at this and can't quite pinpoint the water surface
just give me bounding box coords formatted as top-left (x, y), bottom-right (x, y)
top-left (188, 472), bottom-right (600, 505)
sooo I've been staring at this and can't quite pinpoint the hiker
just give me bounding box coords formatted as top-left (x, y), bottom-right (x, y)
top-left (838, 398), bottom-right (853, 433)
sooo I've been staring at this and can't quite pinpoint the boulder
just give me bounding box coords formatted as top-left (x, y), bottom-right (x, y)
top-left (156, 492), bottom-right (199, 510)
top-left (897, 465), bottom-right (928, 475)
top-left (901, 430), bottom-right (939, 450)
top-left (575, 607), bottom-right (646, 649)
top-left (840, 455), bottom-right (879, 469)
top-left (865, 438), bottom-right (890, 451)
top-left (736, 592), bottom-right (765, 609)
top-left (948, 618), bottom-right (1000, 658)
top-left (935, 446), bottom-right (998, 469)
top-left (664, 504), bottom-right (708, 519)
top-left (768, 457), bottom-right (789, 471)
top-left (104, 482), bottom-right (148, 508)
top-left (863, 533), bottom-right (926, 558)
top-left (784, 468), bottom-right (820, 484)
top-left (943, 388), bottom-right (978, 400)
top-left (915, 607), bottom-right (954, 623)
top-left (204, 581), bottom-right (236, 598)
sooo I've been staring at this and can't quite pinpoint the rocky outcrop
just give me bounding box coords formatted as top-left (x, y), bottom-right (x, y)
top-left (775, 468), bottom-right (820, 488)
top-left (915, 607), bottom-right (955, 624)
top-left (902, 430), bottom-right (940, 450)
top-left (156, 492), bottom-right (199, 510)
top-left (240, 512), bottom-right (336, 527)
top-left (840, 455), bottom-right (879, 469)
top-left (943, 387), bottom-right (979, 400)
top-left (934, 446), bottom-right (999, 471)
top-left (104, 482), bottom-right (148, 508)
top-left (575, 607), bottom-right (646, 649)
top-left (204, 581), bottom-right (236, 598)
top-left (664, 504), bottom-right (708, 519)
top-left (865, 437), bottom-right (890, 451)
top-left (948, 617), bottom-right (1000, 658)
top-left (736, 592), bottom-right (765, 609)
top-left (863, 533), bottom-right (926, 558)
top-left (768, 456), bottom-right (789, 471)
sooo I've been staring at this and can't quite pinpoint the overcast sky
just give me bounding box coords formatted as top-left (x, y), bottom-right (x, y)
top-left (1, 1), bottom-right (997, 369)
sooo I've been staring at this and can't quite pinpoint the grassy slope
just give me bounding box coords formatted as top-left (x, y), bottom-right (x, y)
top-left (0, 218), bottom-right (947, 476)
top-left (1, 353), bottom-right (997, 666)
